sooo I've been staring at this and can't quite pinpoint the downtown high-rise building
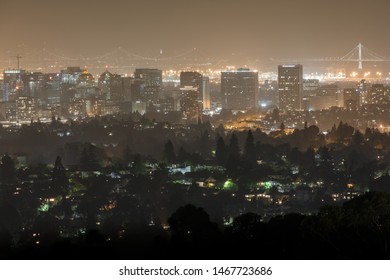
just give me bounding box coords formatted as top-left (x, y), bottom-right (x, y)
top-left (201, 76), bottom-right (210, 110)
top-left (180, 86), bottom-right (199, 123)
top-left (369, 84), bottom-right (388, 105)
top-left (343, 88), bottom-right (359, 111)
top-left (180, 71), bottom-right (202, 89)
top-left (3, 69), bottom-right (25, 101)
top-left (278, 64), bottom-right (303, 112)
top-left (180, 71), bottom-right (210, 111)
top-left (221, 68), bottom-right (259, 111)
top-left (134, 68), bottom-right (162, 87)
top-left (98, 70), bottom-right (123, 101)
top-left (133, 68), bottom-right (162, 110)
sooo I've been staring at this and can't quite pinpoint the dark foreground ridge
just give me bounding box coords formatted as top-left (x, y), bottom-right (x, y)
top-left (1, 192), bottom-right (390, 260)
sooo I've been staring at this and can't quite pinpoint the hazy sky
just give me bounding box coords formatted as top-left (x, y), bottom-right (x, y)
top-left (1, 0), bottom-right (389, 64)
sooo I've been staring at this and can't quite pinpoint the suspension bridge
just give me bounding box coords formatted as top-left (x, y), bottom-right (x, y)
top-left (272, 43), bottom-right (390, 70)
top-left (1, 43), bottom-right (389, 74)
top-left (0, 46), bottom-right (216, 74)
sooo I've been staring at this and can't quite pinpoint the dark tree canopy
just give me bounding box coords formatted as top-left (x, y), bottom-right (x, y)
top-left (162, 140), bottom-right (175, 164)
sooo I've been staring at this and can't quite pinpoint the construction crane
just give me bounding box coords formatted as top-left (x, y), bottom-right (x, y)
top-left (12, 54), bottom-right (22, 69)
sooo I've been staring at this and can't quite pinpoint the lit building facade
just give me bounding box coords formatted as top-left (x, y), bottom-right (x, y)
top-left (60, 67), bottom-right (83, 85)
top-left (202, 76), bottom-right (210, 110)
top-left (180, 71), bottom-right (202, 89)
top-left (221, 68), bottom-right (259, 111)
top-left (133, 68), bottom-right (162, 109)
top-left (180, 71), bottom-right (203, 109)
top-left (369, 84), bottom-right (387, 105)
top-left (16, 96), bottom-right (36, 121)
top-left (3, 69), bottom-right (25, 101)
top-left (180, 86), bottom-right (199, 123)
top-left (343, 88), bottom-right (359, 111)
top-left (302, 79), bottom-right (319, 110)
top-left (98, 70), bottom-right (123, 101)
top-left (278, 64), bottom-right (303, 112)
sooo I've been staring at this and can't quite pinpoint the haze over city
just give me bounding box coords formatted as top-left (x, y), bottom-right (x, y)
top-left (1, 0), bottom-right (390, 73)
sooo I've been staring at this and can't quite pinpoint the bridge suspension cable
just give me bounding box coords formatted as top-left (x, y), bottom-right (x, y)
top-left (271, 43), bottom-right (390, 70)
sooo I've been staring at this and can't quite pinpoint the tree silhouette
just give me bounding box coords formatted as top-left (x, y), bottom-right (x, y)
top-left (230, 212), bottom-right (263, 240)
top-left (272, 108), bottom-right (280, 122)
top-left (168, 204), bottom-right (219, 244)
top-left (162, 140), bottom-right (175, 164)
top-left (131, 154), bottom-right (145, 175)
top-left (177, 147), bottom-right (191, 164)
top-left (79, 143), bottom-right (103, 170)
top-left (317, 146), bottom-right (334, 185)
top-left (52, 156), bottom-right (68, 197)
top-left (243, 130), bottom-right (256, 166)
top-left (122, 146), bottom-right (132, 167)
top-left (198, 130), bottom-right (210, 158)
top-left (0, 204), bottom-right (21, 232)
top-left (0, 154), bottom-right (16, 185)
top-left (344, 192), bottom-right (390, 247)
top-left (280, 122), bottom-right (285, 131)
top-left (215, 136), bottom-right (227, 165)
top-left (0, 230), bottom-right (12, 258)
top-left (352, 130), bottom-right (364, 146)
top-left (228, 133), bottom-right (240, 160)
top-left (215, 123), bottom-right (225, 136)
top-left (30, 213), bottom-right (61, 247)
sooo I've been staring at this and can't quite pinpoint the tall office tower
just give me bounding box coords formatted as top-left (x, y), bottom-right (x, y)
top-left (3, 69), bottom-right (26, 101)
top-left (180, 71), bottom-right (202, 89)
top-left (259, 80), bottom-right (278, 108)
top-left (180, 71), bottom-right (203, 108)
top-left (59, 67), bottom-right (83, 107)
top-left (121, 76), bottom-right (132, 102)
top-left (60, 66), bottom-right (83, 85)
top-left (221, 68), bottom-right (259, 111)
top-left (180, 86), bottom-right (199, 123)
top-left (98, 70), bottom-right (123, 101)
top-left (16, 96), bottom-right (36, 121)
top-left (278, 64), bottom-right (303, 112)
top-left (132, 68), bottom-right (162, 109)
top-left (202, 76), bottom-right (210, 110)
top-left (20, 72), bottom-right (45, 98)
top-left (75, 70), bottom-right (98, 100)
top-left (358, 79), bottom-right (369, 106)
top-left (134, 68), bottom-right (162, 87)
top-left (369, 84), bottom-right (387, 105)
top-left (45, 73), bottom-right (61, 105)
top-left (302, 79), bottom-right (319, 110)
top-left (317, 84), bottom-right (338, 96)
top-left (303, 79), bottom-right (319, 97)
top-left (77, 70), bottom-right (95, 88)
top-left (343, 88), bottom-right (359, 111)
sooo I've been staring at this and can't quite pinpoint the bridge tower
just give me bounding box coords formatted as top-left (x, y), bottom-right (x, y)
top-left (358, 43), bottom-right (363, 70)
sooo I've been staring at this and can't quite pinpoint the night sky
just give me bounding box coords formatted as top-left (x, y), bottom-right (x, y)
top-left (1, 0), bottom-right (389, 66)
